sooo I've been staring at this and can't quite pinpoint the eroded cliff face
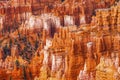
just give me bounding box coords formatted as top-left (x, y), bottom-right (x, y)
top-left (0, 0), bottom-right (116, 35)
top-left (0, 0), bottom-right (60, 36)
top-left (35, 2), bottom-right (120, 80)
top-left (0, 0), bottom-right (120, 80)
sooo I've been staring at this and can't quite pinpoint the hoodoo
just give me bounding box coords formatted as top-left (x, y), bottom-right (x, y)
top-left (0, 0), bottom-right (120, 80)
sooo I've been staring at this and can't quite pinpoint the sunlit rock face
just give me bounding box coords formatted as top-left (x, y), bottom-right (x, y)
top-left (41, 13), bottom-right (61, 33)
top-left (0, 0), bottom-right (120, 80)
top-left (0, 16), bottom-right (4, 34)
top-left (51, 53), bottom-right (65, 73)
top-left (80, 16), bottom-right (86, 24)
top-left (25, 16), bottom-right (35, 29)
top-left (0, 0), bottom-right (33, 34)
top-left (43, 39), bottom-right (52, 65)
top-left (64, 15), bottom-right (74, 26)
top-left (24, 13), bottom-right (61, 37)
top-left (62, 0), bottom-right (116, 24)
top-left (96, 56), bottom-right (120, 80)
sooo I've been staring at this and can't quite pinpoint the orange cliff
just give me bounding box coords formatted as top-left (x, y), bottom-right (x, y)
top-left (0, 0), bottom-right (120, 80)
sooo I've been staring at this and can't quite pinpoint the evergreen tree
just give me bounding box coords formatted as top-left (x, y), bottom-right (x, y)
top-left (35, 39), bottom-right (39, 50)
top-left (14, 39), bottom-right (18, 45)
top-left (22, 66), bottom-right (27, 80)
top-left (8, 26), bottom-right (11, 33)
top-left (17, 29), bottom-right (21, 39)
top-left (15, 60), bottom-right (20, 68)
top-left (9, 38), bottom-right (12, 48)
top-left (3, 44), bottom-right (10, 58)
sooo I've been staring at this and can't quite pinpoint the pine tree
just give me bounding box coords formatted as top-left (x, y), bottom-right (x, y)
top-left (15, 60), bottom-right (20, 68)
top-left (35, 39), bottom-right (39, 50)
top-left (9, 38), bottom-right (12, 48)
top-left (22, 66), bottom-right (27, 80)
top-left (17, 29), bottom-right (21, 39)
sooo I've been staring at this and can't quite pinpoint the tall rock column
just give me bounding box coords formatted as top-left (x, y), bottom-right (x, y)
top-left (117, 6), bottom-right (120, 32)
top-left (65, 33), bottom-right (84, 80)
top-left (110, 6), bottom-right (117, 30)
top-left (0, 15), bottom-right (4, 35)
top-left (96, 9), bottom-right (102, 30)
top-left (11, 45), bottom-right (18, 58)
top-left (101, 9), bottom-right (110, 31)
top-left (85, 42), bottom-right (96, 73)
